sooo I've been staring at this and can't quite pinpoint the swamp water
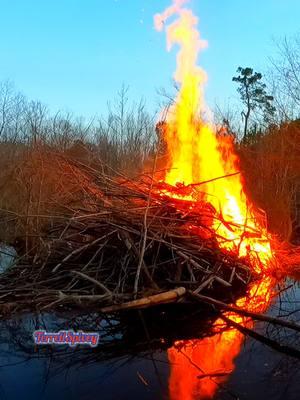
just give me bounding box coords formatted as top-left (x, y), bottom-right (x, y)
top-left (0, 283), bottom-right (299, 400)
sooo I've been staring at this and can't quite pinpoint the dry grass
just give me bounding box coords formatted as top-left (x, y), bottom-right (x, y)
top-left (0, 121), bottom-right (299, 250)
top-left (0, 145), bottom-right (103, 248)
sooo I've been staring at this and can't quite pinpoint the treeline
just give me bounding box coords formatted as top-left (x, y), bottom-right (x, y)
top-left (212, 36), bottom-right (300, 243)
top-left (0, 83), bottom-right (156, 174)
top-left (214, 37), bottom-right (300, 139)
top-left (0, 36), bottom-right (300, 246)
top-left (0, 83), bottom-right (158, 247)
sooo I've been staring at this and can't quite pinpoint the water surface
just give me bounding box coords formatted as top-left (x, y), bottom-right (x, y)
top-left (0, 284), bottom-right (299, 400)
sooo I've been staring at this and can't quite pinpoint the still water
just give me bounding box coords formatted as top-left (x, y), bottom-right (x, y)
top-left (0, 284), bottom-right (299, 400)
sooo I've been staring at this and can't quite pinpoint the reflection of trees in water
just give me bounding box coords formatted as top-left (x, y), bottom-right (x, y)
top-left (0, 304), bottom-right (220, 366)
top-left (0, 286), bottom-right (299, 399)
top-left (0, 305), bottom-right (220, 398)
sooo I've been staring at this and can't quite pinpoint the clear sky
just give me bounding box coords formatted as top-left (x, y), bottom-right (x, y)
top-left (0, 0), bottom-right (299, 119)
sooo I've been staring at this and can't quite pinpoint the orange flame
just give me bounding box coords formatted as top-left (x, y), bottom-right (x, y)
top-left (155, 1), bottom-right (278, 399)
top-left (168, 277), bottom-right (274, 400)
top-left (155, 0), bottom-right (274, 273)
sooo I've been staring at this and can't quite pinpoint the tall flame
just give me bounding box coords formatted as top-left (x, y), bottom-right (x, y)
top-left (155, 1), bottom-right (278, 399)
top-left (155, 0), bottom-right (273, 272)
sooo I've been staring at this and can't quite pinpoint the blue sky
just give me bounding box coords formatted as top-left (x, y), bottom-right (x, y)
top-left (0, 0), bottom-right (299, 119)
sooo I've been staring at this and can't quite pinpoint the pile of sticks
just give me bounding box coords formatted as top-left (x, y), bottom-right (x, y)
top-left (0, 153), bottom-right (254, 315)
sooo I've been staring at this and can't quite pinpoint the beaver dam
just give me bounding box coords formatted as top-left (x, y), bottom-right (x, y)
top-left (0, 152), bottom-right (256, 313)
top-left (0, 0), bottom-right (299, 358)
top-left (0, 151), bottom-right (298, 321)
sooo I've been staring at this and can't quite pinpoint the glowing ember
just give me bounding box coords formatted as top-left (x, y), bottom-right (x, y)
top-left (154, 1), bottom-right (278, 399)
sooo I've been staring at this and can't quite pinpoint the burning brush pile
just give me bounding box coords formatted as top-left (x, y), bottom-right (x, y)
top-left (0, 152), bottom-right (262, 315)
top-left (0, 0), bottom-right (289, 316)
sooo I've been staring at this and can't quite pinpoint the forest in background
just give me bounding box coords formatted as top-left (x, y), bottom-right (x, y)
top-left (0, 36), bottom-right (299, 253)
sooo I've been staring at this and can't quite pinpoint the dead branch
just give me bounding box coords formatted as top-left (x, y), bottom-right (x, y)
top-left (100, 287), bottom-right (186, 313)
top-left (189, 291), bottom-right (300, 333)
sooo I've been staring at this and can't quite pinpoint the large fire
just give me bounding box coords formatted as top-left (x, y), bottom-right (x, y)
top-left (155, 0), bottom-right (274, 272)
top-left (154, 1), bottom-right (278, 399)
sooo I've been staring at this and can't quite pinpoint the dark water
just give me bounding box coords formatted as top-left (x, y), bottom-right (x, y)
top-left (0, 284), bottom-right (300, 400)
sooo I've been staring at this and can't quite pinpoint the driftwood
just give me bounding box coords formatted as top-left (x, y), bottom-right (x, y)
top-left (100, 287), bottom-right (186, 313)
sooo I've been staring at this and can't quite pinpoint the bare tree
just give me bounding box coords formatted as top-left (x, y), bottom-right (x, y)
top-left (0, 81), bottom-right (27, 142)
top-left (94, 86), bottom-right (156, 173)
top-left (269, 35), bottom-right (300, 120)
top-left (24, 100), bottom-right (48, 144)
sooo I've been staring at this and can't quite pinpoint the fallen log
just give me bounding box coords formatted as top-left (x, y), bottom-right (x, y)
top-left (100, 287), bottom-right (186, 313)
